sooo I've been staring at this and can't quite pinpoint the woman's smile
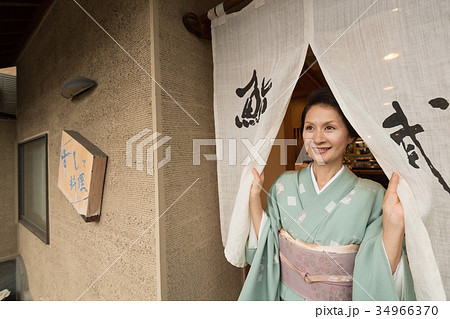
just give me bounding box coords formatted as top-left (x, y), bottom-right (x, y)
top-left (312, 146), bottom-right (331, 154)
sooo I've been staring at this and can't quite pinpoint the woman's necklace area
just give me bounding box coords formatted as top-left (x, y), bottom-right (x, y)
top-left (311, 162), bottom-right (344, 193)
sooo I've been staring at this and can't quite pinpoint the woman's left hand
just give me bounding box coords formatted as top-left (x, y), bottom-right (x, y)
top-left (382, 172), bottom-right (405, 233)
top-left (382, 172), bottom-right (405, 273)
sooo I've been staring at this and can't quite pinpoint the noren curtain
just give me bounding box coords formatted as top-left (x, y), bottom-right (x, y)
top-left (211, 0), bottom-right (449, 300)
top-left (210, 0), bottom-right (309, 267)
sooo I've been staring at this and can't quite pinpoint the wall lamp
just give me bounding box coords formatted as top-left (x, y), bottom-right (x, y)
top-left (61, 76), bottom-right (97, 99)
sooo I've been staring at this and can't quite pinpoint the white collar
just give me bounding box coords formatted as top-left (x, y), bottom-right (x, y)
top-left (310, 164), bottom-right (345, 194)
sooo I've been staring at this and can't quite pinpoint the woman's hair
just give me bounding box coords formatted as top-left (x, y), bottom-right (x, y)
top-left (300, 87), bottom-right (358, 139)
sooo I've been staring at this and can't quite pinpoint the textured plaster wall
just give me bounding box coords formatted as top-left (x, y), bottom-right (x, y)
top-left (0, 119), bottom-right (17, 259)
top-left (16, 0), bottom-right (157, 300)
top-left (157, 0), bottom-right (243, 300)
top-left (16, 0), bottom-right (244, 300)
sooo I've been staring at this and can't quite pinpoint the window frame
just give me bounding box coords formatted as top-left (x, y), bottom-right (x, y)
top-left (18, 133), bottom-right (49, 244)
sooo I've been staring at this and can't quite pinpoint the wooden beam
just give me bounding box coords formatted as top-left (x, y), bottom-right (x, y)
top-left (0, 18), bottom-right (30, 22)
top-left (0, 23), bottom-right (28, 34)
top-left (0, 49), bottom-right (17, 55)
top-left (0, 7), bottom-right (36, 20)
top-left (0, 31), bottom-right (25, 35)
top-left (0, 2), bottom-right (41, 7)
top-left (15, 0), bottom-right (56, 64)
top-left (183, 0), bottom-right (248, 40)
top-left (0, 22), bottom-right (30, 33)
top-left (0, 42), bottom-right (22, 48)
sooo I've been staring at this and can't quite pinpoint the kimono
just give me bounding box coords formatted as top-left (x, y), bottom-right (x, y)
top-left (239, 164), bottom-right (416, 301)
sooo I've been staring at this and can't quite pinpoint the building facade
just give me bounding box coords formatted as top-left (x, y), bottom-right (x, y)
top-left (0, 0), bottom-right (243, 300)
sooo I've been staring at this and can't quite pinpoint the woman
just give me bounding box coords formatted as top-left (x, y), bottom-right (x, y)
top-left (239, 88), bottom-right (416, 301)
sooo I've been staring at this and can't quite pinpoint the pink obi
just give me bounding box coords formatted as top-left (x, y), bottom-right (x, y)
top-left (278, 228), bottom-right (359, 301)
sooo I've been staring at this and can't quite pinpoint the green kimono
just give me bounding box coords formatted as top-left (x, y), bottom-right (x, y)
top-left (239, 164), bottom-right (416, 301)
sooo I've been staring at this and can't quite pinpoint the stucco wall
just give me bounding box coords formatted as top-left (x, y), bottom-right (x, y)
top-left (16, 0), bottom-right (157, 300)
top-left (0, 119), bottom-right (17, 259)
top-left (16, 0), bottom-right (244, 300)
top-left (157, 0), bottom-right (243, 300)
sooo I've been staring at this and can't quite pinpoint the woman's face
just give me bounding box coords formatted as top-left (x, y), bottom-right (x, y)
top-left (302, 104), bottom-right (354, 167)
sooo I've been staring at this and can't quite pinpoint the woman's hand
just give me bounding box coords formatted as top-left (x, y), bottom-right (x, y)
top-left (382, 172), bottom-right (405, 230)
top-left (249, 168), bottom-right (264, 238)
top-left (250, 168), bottom-right (264, 198)
top-left (382, 172), bottom-right (405, 274)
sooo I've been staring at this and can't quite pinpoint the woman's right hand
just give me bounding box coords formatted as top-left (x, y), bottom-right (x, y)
top-left (249, 168), bottom-right (265, 238)
top-left (250, 168), bottom-right (264, 198)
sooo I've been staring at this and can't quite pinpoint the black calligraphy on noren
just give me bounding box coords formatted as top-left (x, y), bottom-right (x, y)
top-left (428, 97), bottom-right (449, 110)
top-left (235, 69), bottom-right (272, 128)
top-left (382, 99), bottom-right (450, 195)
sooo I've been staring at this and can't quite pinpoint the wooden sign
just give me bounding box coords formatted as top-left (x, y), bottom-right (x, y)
top-left (58, 130), bottom-right (107, 222)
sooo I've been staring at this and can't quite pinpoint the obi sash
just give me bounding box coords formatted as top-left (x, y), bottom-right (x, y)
top-left (278, 228), bottom-right (359, 301)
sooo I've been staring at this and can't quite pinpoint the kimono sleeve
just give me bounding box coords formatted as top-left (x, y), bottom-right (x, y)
top-left (352, 186), bottom-right (416, 301)
top-left (245, 211), bottom-right (268, 265)
top-left (239, 179), bottom-right (283, 300)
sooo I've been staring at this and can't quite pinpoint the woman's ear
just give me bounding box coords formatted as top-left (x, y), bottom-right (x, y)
top-left (347, 136), bottom-right (356, 145)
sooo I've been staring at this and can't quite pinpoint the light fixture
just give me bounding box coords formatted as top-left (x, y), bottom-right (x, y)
top-left (383, 53), bottom-right (399, 61)
top-left (61, 76), bottom-right (96, 99)
top-left (391, 8), bottom-right (399, 12)
top-left (383, 86), bottom-right (395, 91)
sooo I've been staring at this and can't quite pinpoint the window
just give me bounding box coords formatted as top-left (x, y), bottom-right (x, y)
top-left (18, 134), bottom-right (49, 244)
